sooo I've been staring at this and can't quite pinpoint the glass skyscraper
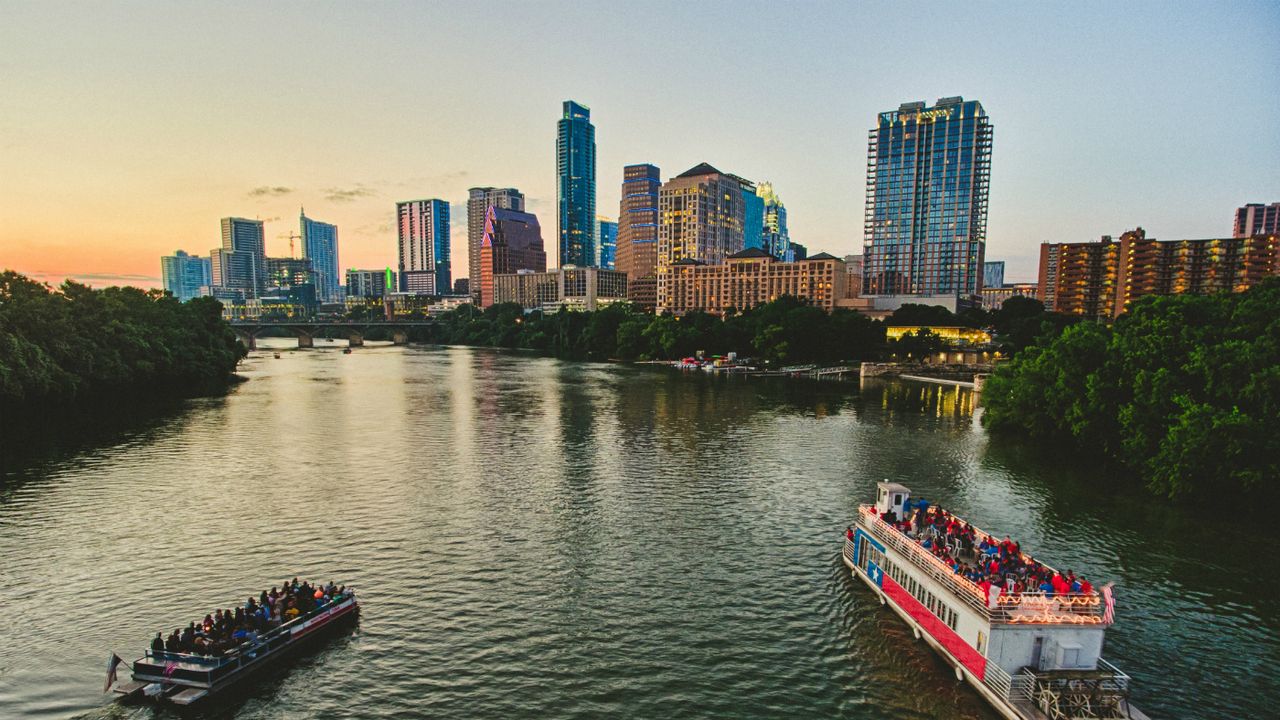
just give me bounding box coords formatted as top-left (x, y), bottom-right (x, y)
top-left (862, 96), bottom-right (993, 298)
top-left (396, 199), bottom-right (450, 294)
top-left (213, 217), bottom-right (266, 298)
top-left (596, 217), bottom-right (617, 270)
top-left (161, 250), bottom-right (211, 302)
top-left (557, 100), bottom-right (596, 267)
top-left (758, 181), bottom-right (790, 261)
top-left (300, 210), bottom-right (340, 303)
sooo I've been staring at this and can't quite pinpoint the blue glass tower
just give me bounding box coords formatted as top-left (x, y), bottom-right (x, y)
top-left (863, 97), bottom-right (993, 298)
top-left (557, 100), bottom-right (596, 267)
top-left (596, 217), bottom-right (617, 270)
top-left (300, 209), bottom-right (340, 303)
top-left (161, 250), bottom-right (211, 301)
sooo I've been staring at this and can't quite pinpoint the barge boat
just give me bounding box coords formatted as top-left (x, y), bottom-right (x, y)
top-left (843, 483), bottom-right (1149, 720)
top-left (110, 585), bottom-right (358, 706)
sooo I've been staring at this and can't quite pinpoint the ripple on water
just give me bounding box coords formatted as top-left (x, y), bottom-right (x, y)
top-left (1, 347), bottom-right (1275, 720)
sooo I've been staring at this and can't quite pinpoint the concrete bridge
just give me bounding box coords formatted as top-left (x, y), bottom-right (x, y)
top-left (228, 320), bottom-right (437, 350)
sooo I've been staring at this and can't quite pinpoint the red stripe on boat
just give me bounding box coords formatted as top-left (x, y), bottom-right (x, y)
top-left (881, 573), bottom-right (987, 679)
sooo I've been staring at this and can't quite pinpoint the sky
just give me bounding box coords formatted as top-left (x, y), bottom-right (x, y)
top-left (2, 1), bottom-right (1277, 289)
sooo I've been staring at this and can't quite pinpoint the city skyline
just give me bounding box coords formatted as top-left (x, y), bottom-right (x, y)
top-left (2, 2), bottom-right (1277, 289)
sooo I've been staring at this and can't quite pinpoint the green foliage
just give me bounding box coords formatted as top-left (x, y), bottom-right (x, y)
top-left (429, 296), bottom-right (887, 364)
top-left (0, 271), bottom-right (246, 419)
top-left (982, 279), bottom-right (1280, 503)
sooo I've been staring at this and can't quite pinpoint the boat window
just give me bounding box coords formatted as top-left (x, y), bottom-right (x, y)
top-left (976, 631), bottom-right (987, 655)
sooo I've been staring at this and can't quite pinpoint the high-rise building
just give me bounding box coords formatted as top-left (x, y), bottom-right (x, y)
top-left (492, 266), bottom-right (628, 312)
top-left (397, 199), bottom-right (450, 295)
top-left (757, 181), bottom-right (790, 261)
top-left (735, 175), bottom-right (765, 254)
top-left (596, 217), bottom-right (617, 270)
top-left (659, 249), bottom-right (849, 316)
top-left (789, 242), bottom-right (808, 261)
top-left (656, 163), bottom-right (748, 310)
top-left (160, 250), bottom-right (211, 302)
top-left (266, 257), bottom-right (312, 289)
top-left (983, 261), bottom-right (1006, 290)
top-left (557, 100), bottom-right (597, 267)
top-left (346, 268), bottom-right (396, 299)
top-left (1038, 228), bottom-right (1279, 319)
top-left (453, 278), bottom-right (470, 296)
top-left (862, 96), bottom-right (993, 300)
top-left (1234, 202), bottom-right (1280, 238)
top-left (479, 207), bottom-right (548, 307)
top-left (300, 210), bottom-right (340, 303)
top-left (467, 187), bottom-right (524, 297)
top-left (616, 163), bottom-right (661, 310)
top-left (213, 217), bottom-right (267, 298)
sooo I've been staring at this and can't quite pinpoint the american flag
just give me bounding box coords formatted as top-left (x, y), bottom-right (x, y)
top-left (163, 661), bottom-right (179, 678)
top-left (104, 653), bottom-right (123, 692)
top-left (1101, 583), bottom-right (1116, 624)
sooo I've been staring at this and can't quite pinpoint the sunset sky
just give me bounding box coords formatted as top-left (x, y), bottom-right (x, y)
top-left (2, 1), bottom-right (1277, 289)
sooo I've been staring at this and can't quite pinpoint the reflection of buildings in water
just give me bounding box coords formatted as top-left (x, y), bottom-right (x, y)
top-left (875, 380), bottom-right (975, 423)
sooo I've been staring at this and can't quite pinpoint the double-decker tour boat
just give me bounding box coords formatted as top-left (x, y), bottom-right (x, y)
top-left (843, 483), bottom-right (1149, 720)
top-left (109, 583), bottom-right (359, 706)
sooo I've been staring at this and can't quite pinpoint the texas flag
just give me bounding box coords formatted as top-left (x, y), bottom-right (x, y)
top-left (867, 560), bottom-right (988, 680)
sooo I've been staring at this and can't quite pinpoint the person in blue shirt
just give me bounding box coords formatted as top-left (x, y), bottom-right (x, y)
top-left (1039, 580), bottom-right (1055, 596)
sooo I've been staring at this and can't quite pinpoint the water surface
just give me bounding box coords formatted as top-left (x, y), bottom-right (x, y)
top-left (1, 343), bottom-right (1274, 719)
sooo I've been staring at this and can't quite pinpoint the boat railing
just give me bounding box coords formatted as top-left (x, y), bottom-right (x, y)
top-left (142, 590), bottom-right (356, 669)
top-left (981, 662), bottom-right (1013, 699)
top-left (858, 506), bottom-right (1108, 625)
top-left (858, 506), bottom-right (992, 618)
top-left (1096, 657), bottom-right (1131, 691)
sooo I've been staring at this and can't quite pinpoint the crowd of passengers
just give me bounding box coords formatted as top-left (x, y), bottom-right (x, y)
top-left (856, 500), bottom-right (1095, 600)
top-left (150, 579), bottom-right (348, 657)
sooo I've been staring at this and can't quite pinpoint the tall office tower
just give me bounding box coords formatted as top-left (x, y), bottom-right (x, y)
top-left (213, 217), bottom-right (267, 298)
top-left (983, 261), bottom-right (1006, 290)
top-left (478, 206), bottom-right (548, 307)
top-left (616, 163), bottom-right (661, 309)
top-left (557, 100), bottom-right (597, 267)
top-left (757, 181), bottom-right (790, 261)
top-left (160, 250), bottom-right (211, 302)
top-left (467, 187), bottom-right (525, 297)
top-left (733, 175), bottom-right (765, 253)
top-left (596, 217), bottom-right (617, 270)
top-left (656, 163), bottom-right (747, 311)
top-left (862, 96), bottom-right (993, 300)
top-left (300, 209), bottom-right (340, 303)
top-left (397, 199), bottom-right (450, 294)
top-left (1234, 202), bottom-right (1280, 238)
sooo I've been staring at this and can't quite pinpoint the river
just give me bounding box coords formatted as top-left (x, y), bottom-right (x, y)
top-left (0, 342), bottom-right (1275, 719)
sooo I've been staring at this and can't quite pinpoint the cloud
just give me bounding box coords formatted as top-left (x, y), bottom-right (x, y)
top-left (324, 184), bottom-right (377, 203)
top-left (248, 185), bottom-right (293, 198)
top-left (28, 271), bottom-right (162, 288)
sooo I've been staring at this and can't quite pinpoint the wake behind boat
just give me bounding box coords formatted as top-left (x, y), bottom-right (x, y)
top-left (843, 483), bottom-right (1150, 720)
top-left (109, 579), bottom-right (358, 706)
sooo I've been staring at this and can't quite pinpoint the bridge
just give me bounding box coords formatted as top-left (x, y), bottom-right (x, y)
top-left (228, 319), bottom-right (437, 350)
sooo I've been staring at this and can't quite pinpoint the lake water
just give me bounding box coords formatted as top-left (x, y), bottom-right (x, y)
top-left (1, 342), bottom-right (1275, 719)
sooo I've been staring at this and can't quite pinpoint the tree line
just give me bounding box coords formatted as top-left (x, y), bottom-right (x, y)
top-left (427, 294), bottom-right (1075, 364)
top-left (0, 271), bottom-right (246, 425)
top-left (982, 279), bottom-right (1280, 504)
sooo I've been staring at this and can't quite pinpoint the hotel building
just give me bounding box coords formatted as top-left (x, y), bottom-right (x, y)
top-left (656, 163), bottom-right (748, 311)
top-left (862, 97), bottom-right (993, 301)
top-left (657, 248), bottom-right (847, 316)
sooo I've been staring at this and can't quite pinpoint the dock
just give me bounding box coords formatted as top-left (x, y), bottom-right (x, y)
top-left (898, 374), bottom-right (976, 389)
